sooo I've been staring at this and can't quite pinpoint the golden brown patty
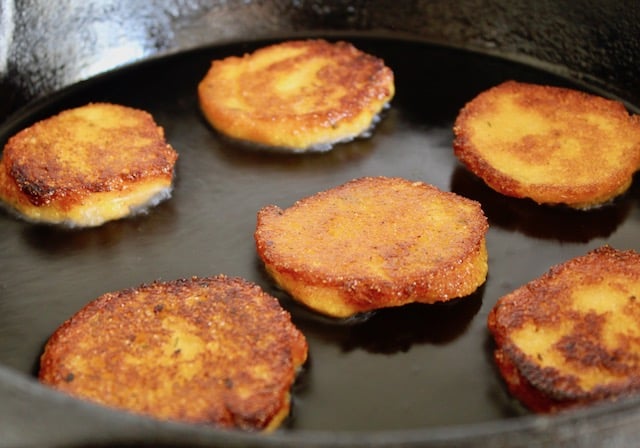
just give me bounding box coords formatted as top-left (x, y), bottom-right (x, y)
top-left (255, 176), bottom-right (489, 318)
top-left (39, 275), bottom-right (308, 431)
top-left (488, 246), bottom-right (640, 413)
top-left (453, 81), bottom-right (640, 209)
top-left (0, 103), bottom-right (178, 227)
top-left (198, 39), bottom-right (395, 152)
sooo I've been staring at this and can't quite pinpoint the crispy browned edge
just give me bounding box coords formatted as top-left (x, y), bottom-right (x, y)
top-left (488, 246), bottom-right (640, 413)
top-left (38, 275), bottom-right (308, 431)
top-left (452, 80), bottom-right (640, 207)
top-left (197, 39), bottom-right (395, 150)
top-left (0, 103), bottom-right (178, 210)
top-left (255, 176), bottom-right (489, 315)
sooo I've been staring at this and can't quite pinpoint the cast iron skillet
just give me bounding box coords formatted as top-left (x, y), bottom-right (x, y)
top-left (1, 1), bottom-right (640, 447)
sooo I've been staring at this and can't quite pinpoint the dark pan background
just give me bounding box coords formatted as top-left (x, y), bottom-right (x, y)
top-left (1, 1), bottom-right (640, 447)
top-left (2, 35), bottom-right (640, 437)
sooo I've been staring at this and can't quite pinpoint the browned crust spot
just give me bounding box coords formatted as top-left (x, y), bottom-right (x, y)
top-left (453, 81), bottom-right (640, 208)
top-left (38, 275), bottom-right (308, 431)
top-left (198, 39), bottom-right (395, 151)
top-left (255, 176), bottom-right (488, 318)
top-left (488, 246), bottom-right (640, 412)
top-left (0, 103), bottom-right (178, 225)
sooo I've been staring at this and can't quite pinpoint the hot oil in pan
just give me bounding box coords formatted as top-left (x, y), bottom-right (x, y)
top-left (0, 36), bottom-right (639, 432)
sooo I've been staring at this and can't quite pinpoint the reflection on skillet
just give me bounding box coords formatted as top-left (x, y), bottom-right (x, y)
top-left (202, 106), bottom-right (397, 169)
top-left (273, 284), bottom-right (484, 355)
top-left (18, 200), bottom-right (177, 253)
top-left (213, 134), bottom-right (375, 169)
top-left (203, 106), bottom-right (396, 156)
top-left (340, 290), bottom-right (483, 354)
top-left (450, 165), bottom-right (632, 243)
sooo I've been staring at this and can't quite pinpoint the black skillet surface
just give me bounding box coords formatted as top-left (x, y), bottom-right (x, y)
top-left (1, 35), bottom-right (640, 443)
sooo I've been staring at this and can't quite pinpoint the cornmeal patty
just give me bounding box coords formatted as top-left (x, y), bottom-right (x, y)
top-left (488, 246), bottom-right (640, 413)
top-left (39, 275), bottom-right (308, 431)
top-left (453, 81), bottom-right (640, 209)
top-left (198, 39), bottom-right (395, 152)
top-left (255, 176), bottom-right (489, 318)
top-left (0, 103), bottom-right (178, 227)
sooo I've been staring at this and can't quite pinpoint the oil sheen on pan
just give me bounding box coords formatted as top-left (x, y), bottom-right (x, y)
top-left (1, 37), bottom-right (639, 431)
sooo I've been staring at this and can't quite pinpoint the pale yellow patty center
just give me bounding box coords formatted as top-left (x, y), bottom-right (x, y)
top-left (273, 185), bottom-right (481, 279)
top-left (468, 96), bottom-right (630, 186)
top-left (511, 277), bottom-right (640, 392)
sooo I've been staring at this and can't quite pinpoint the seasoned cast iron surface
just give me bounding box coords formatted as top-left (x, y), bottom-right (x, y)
top-left (1, 37), bottom-right (640, 436)
top-left (3, 0), bottom-right (639, 121)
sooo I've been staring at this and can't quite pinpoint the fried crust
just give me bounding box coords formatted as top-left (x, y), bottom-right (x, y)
top-left (39, 275), bottom-right (308, 431)
top-left (255, 176), bottom-right (489, 318)
top-left (488, 246), bottom-right (640, 413)
top-left (198, 39), bottom-right (395, 152)
top-left (453, 81), bottom-right (640, 209)
top-left (0, 103), bottom-right (178, 227)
